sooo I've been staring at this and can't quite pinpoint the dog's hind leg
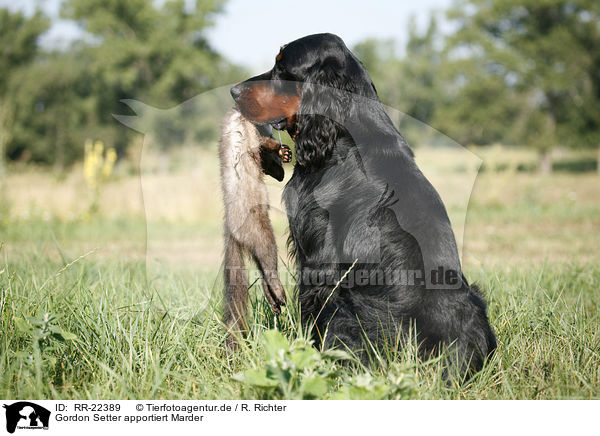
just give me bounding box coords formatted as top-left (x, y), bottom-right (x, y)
top-left (223, 234), bottom-right (249, 347)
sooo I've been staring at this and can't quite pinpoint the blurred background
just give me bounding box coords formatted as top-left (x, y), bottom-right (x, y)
top-left (2, 0), bottom-right (600, 401)
top-left (1, 0), bottom-right (599, 271)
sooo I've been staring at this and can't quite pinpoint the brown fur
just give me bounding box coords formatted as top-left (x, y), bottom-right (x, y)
top-left (233, 81), bottom-right (301, 130)
top-left (219, 108), bottom-right (289, 346)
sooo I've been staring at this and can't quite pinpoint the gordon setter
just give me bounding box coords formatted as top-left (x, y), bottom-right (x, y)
top-left (231, 33), bottom-right (496, 376)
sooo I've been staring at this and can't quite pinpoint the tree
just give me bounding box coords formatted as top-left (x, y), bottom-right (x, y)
top-left (353, 16), bottom-right (444, 146)
top-left (61, 0), bottom-right (244, 152)
top-left (9, 53), bottom-right (91, 169)
top-left (4, 1), bottom-right (244, 169)
top-left (432, 44), bottom-right (526, 148)
top-left (445, 0), bottom-right (600, 172)
top-left (0, 8), bottom-right (49, 173)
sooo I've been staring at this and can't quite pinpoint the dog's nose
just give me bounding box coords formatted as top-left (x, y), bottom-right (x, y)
top-left (230, 84), bottom-right (242, 100)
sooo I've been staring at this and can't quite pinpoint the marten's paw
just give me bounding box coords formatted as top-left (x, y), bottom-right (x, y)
top-left (279, 144), bottom-right (292, 163)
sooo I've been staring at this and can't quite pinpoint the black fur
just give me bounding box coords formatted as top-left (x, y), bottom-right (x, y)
top-left (233, 33), bottom-right (496, 376)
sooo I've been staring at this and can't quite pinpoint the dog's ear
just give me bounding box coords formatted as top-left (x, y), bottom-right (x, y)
top-left (295, 57), bottom-right (357, 168)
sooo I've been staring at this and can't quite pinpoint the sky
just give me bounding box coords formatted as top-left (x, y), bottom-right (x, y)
top-left (1, 0), bottom-right (453, 73)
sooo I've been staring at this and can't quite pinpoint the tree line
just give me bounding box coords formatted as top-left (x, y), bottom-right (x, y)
top-left (1, 0), bottom-right (599, 173)
top-left (0, 0), bottom-right (242, 172)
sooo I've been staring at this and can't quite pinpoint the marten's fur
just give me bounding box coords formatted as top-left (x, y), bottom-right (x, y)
top-left (219, 108), bottom-right (290, 345)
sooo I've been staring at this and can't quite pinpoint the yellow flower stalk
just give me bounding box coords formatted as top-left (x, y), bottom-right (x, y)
top-left (102, 147), bottom-right (117, 178)
top-left (83, 139), bottom-right (117, 216)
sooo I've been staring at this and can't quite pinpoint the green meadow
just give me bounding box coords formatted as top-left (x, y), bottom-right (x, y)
top-left (1, 146), bottom-right (599, 399)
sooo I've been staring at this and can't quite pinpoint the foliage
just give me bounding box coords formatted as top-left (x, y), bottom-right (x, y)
top-left (353, 17), bottom-right (443, 146)
top-left (232, 330), bottom-right (418, 400)
top-left (443, 0), bottom-right (600, 153)
top-left (232, 330), bottom-right (348, 399)
top-left (59, 0), bottom-right (245, 155)
top-left (61, 0), bottom-right (237, 106)
top-left (0, 9), bottom-right (49, 95)
top-left (353, 1), bottom-right (600, 168)
top-left (9, 53), bottom-right (92, 168)
top-left (12, 312), bottom-right (77, 388)
top-left (330, 370), bottom-right (417, 400)
top-left (2, 1), bottom-right (600, 168)
top-left (0, 8), bottom-right (49, 170)
top-left (2, 1), bottom-right (246, 168)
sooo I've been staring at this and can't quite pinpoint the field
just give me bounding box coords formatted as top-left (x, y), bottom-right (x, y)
top-left (1, 145), bottom-right (599, 399)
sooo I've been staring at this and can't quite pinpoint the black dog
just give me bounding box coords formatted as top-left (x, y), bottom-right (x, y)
top-left (231, 33), bottom-right (496, 375)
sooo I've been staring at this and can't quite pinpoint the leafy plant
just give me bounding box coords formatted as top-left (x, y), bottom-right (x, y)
top-left (330, 369), bottom-right (417, 400)
top-left (13, 312), bottom-right (78, 386)
top-left (233, 330), bottom-right (418, 400)
top-left (233, 330), bottom-right (348, 399)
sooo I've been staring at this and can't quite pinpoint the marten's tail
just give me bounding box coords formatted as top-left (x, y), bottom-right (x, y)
top-left (223, 235), bottom-right (248, 338)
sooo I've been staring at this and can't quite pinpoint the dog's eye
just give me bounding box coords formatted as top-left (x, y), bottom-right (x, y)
top-left (277, 68), bottom-right (295, 82)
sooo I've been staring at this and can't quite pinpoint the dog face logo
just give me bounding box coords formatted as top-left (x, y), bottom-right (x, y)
top-left (3, 402), bottom-right (50, 433)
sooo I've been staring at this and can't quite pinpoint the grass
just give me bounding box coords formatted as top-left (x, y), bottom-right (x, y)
top-left (1, 145), bottom-right (599, 399)
top-left (1, 241), bottom-right (598, 399)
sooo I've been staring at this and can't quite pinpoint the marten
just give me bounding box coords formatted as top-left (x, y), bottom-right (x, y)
top-left (219, 108), bottom-right (291, 345)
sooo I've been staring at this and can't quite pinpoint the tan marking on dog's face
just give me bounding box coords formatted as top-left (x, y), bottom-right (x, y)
top-left (235, 82), bottom-right (301, 126)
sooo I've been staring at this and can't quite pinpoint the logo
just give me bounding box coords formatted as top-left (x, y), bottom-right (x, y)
top-left (3, 402), bottom-right (50, 433)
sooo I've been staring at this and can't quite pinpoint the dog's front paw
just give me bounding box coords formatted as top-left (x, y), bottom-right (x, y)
top-left (279, 144), bottom-right (292, 163)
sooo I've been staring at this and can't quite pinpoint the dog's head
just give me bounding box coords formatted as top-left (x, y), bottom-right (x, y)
top-left (231, 33), bottom-right (378, 168)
